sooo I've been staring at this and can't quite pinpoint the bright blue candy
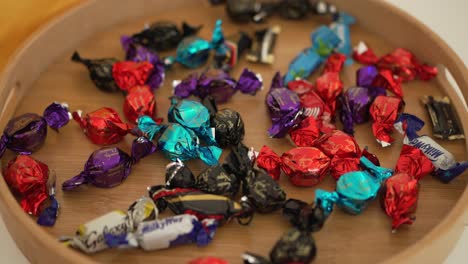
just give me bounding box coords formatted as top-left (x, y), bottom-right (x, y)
top-left (158, 123), bottom-right (221, 166)
top-left (284, 48), bottom-right (324, 84)
top-left (168, 99), bottom-right (216, 145)
top-left (310, 26), bottom-right (341, 57)
top-left (176, 36), bottom-right (211, 68)
top-left (37, 196), bottom-right (59, 226)
top-left (334, 12), bottom-right (356, 25)
top-left (137, 116), bottom-right (165, 141)
top-left (330, 22), bottom-right (352, 56)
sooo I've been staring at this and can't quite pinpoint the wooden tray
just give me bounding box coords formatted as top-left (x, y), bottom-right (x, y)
top-left (0, 0), bottom-right (467, 263)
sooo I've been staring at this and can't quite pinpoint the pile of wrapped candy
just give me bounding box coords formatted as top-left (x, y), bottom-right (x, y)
top-left (1, 1), bottom-right (467, 264)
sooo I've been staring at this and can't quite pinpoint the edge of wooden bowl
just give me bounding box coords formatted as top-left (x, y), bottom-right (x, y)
top-left (0, 0), bottom-right (466, 263)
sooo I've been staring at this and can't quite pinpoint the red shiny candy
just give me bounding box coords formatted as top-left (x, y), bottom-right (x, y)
top-left (297, 91), bottom-right (336, 134)
top-left (289, 116), bottom-right (320, 147)
top-left (382, 172), bottom-right (418, 230)
top-left (313, 130), bottom-right (361, 158)
top-left (189, 257), bottom-right (229, 264)
top-left (395, 144), bottom-right (434, 180)
top-left (323, 53), bottom-right (346, 73)
top-left (315, 72), bottom-right (343, 119)
top-left (361, 148), bottom-right (380, 166)
top-left (329, 156), bottom-right (360, 180)
top-left (372, 69), bottom-right (403, 98)
top-left (287, 79), bottom-right (314, 95)
top-left (416, 63), bottom-right (438, 81)
top-left (112, 61), bottom-right (153, 91)
top-left (72, 107), bottom-right (131, 145)
top-left (281, 147), bottom-right (330, 186)
top-left (353, 42), bottom-right (379, 64)
top-left (256, 145), bottom-right (282, 181)
top-left (3, 155), bottom-right (49, 215)
top-left (123, 85), bottom-right (156, 124)
top-left (369, 96), bottom-right (402, 147)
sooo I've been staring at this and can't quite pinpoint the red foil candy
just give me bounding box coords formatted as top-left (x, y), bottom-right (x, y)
top-left (323, 53), bottom-right (346, 73)
top-left (329, 156), bottom-right (361, 180)
top-left (123, 85), bottom-right (156, 124)
top-left (352, 42), bottom-right (379, 65)
top-left (372, 69), bottom-right (403, 98)
top-left (287, 79), bottom-right (314, 95)
top-left (112, 61), bottom-right (153, 91)
top-left (189, 257), bottom-right (229, 264)
top-left (369, 96), bottom-right (403, 147)
top-left (72, 107), bottom-right (131, 145)
top-left (288, 116), bottom-right (320, 147)
top-left (395, 144), bottom-right (435, 179)
top-left (256, 145), bottom-right (282, 181)
top-left (315, 72), bottom-right (343, 119)
top-left (257, 145), bottom-right (330, 186)
top-left (3, 155), bottom-right (49, 215)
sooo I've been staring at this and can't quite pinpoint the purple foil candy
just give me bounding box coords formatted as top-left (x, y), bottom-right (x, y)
top-left (62, 147), bottom-right (132, 190)
top-left (131, 136), bottom-right (157, 163)
top-left (266, 87), bottom-right (302, 138)
top-left (43, 102), bottom-right (70, 131)
top-left (121, 35), bottom-right (136, 60)
top-left (235, 68), bottom-right (263, 95)
top-left (174, 73), bottom-right (199, 98)
top-left (270, 71), bottom-right (284, 89)
top-left (1, 113), bottom-right (47, 157)
top-left (356, 65), bottom-right (379, 88)
top-left (197, 69), bottom-right (237, 104)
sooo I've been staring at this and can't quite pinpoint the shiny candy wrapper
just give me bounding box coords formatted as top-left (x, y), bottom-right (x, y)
top-left (282, 199), bottom-right (326, 233)
top-left (315, 72), bottom-right (343, 118)
top-left (71, 51), bottom-right (120, 93)
top-left (311, 25), bottom-right (341, 57)
top-left (0, 102), bottom-right (70, 158)
top-left (137, 115), bottom-right (166, 141)
top-left (372, 69), bottom-right (403, 98)
top-left (123, 85), bottom-right (156, 124)
top-left (62, 196), bottom-right (157, 254)
top-left (266, 74), bottom-right (303, 138)
top-left (127, 21), bottom-right (200, 52)
top-left (112, 61), bottom-right (153, 92)
top-left (62, 137), bottom-right (156, 190)
top-left (316, 156), bottom-right (393, 216)
top-left (247, 26), bottom-right (280, 64)
top-left (104, 214), bottom-right (217, 251)
top-left (257, 145), bottom-right (330, 187)
top-left (323, 53), bottom-right (346, 73)
top-left (227, 143), bottom-right (287, 213)
top-left (120, 38), bottom-right (166, 90)
top-left (223, 31), bottom-right (253, 69)
top-left (3, 155), bottom-right (59, 226)
top-left (369, 95), bottom-right (403, 147)
top-left (189, 257), bottom-right (229, 264)
top-left (288, 116), bottom-right (320, 147)
top-left (72, 107), bottom-right (131, 145)
top-left (330, 12), bottom-right (356, 64)
top-left (422, 96), bottom-right (464, 140)
top-left (382, 144), bottom-right (434, 230)
top-left (168, 99), bottom-right (216, 145)
top-left (352, 41), bottom-right (379, 65)
top-left (396, 113), bottom-right (468, 183)
top-left (158, 123), bottom-right (222, 166)
top-left (284, 48), bottom-right (323, 84)
top-left (213, 108), bottom-right (245, 147)
top-left (149, 186), bottom-right (253, 224)
top-left (165, 159), bottom-right (196, 189)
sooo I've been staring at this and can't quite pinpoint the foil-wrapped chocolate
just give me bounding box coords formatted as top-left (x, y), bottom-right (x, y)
top-left (247, 26), bottom-right (281, 64)
top-left (369, 95), bottom-right (403, 147)
top-left (282, 199), bottom-right (326, 233)
top-left (422, 96), bottom-right (464, 140)
top-left (256, 145), bottom-right (330, 187)
top-left (61, 196), bottom-right (157, 253)
top-left (123, 85), bottom-right (156, 124)
top-left (148, 185), bottom-right (253, 224)
top-left (0, 102), bottom-right (70, 158)
top-left (190, 257), bottom-right (229, 264)
top-left (72, 107), bottom-right (131, 146)
top-left (288, 116), bottom-right (321, 147)
top-left (62, 137), bottom-right (156, 190)
top-left (316, 156), bottom-right (393, 216)
top-left (104, 214), bottom-right (217, 251)
top-left (3, 155), bottom-right (60, 226)
top-left (112, 61), bottom-right (153, 92)
top-left (71, 51), bottom-right (120, 93)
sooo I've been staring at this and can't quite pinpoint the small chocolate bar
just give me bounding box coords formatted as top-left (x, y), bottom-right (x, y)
top-left (247, 26), bottom-right (281, 64)
top-left (422, 96), bottom-right (464, 140)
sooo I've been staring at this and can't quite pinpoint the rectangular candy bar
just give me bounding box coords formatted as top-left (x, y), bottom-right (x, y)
top-left (422, 96), bottom-right (464, 140)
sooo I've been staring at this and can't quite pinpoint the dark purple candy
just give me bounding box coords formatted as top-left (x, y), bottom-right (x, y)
top-left (356, 65), bottom-right (378, 88)
top-left (266, 85), bottom-right (302, 138)
top-left (197, 69), bottom-right (237, 104)
top-left (236, 68), bottom-right (263, 95)
top-left (43, 102), bottom-right (70, 130)
top-left (131, 136), bottom-right (157, 162)
top-left (174, 73), bottom-right (199, 98)
top-left (270, 71), bottom-right (284, 89)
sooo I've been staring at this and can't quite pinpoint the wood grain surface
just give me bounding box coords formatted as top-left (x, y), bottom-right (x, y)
top-left (0, 1), bottom-right (467, 264)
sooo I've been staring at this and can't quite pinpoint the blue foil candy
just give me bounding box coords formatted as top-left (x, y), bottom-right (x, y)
top-left (311, 26), bottom-right (341, 57)
top-left (137, 116), bottom-right (166, 141)
top-left (284, 48), bottom-right (324, 84)
top-left (159, 123), bottom-right (221, 166)
top-left (330, 12), bottom-right (356, 66)
top-left (168, 99), bottom-right (216, 145)
top-left (315, 156), bottom-right (393, 216)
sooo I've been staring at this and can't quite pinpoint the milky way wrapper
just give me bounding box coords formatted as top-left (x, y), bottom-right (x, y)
top-left (61, 197), bottom-right (157, 254)
top-left (316, 157), bottom-right (393, 217)
top-left (422, 96), bottom-right (464, 140)
top-left (247, 26), bottom-right (280, 64)
top-left (104, 214), bottom-right (217, 251)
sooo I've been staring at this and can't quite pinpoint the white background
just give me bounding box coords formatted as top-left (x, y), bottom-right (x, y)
top-left (0, 0), bottom-right (467, 263)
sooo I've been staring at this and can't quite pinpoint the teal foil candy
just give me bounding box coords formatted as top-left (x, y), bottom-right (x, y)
top-left (315, 157), bottom-right (393, 216)
top-left (211, 19), bottom-right (227, 54)
top-left (158, 123), bottom-right (221, 166)
top-left (137, 116), bottom-right (165, 140)
top-left (176, 36), bottom-right (211, 68)
top-left (168, 99), bottom-right (216, 145)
